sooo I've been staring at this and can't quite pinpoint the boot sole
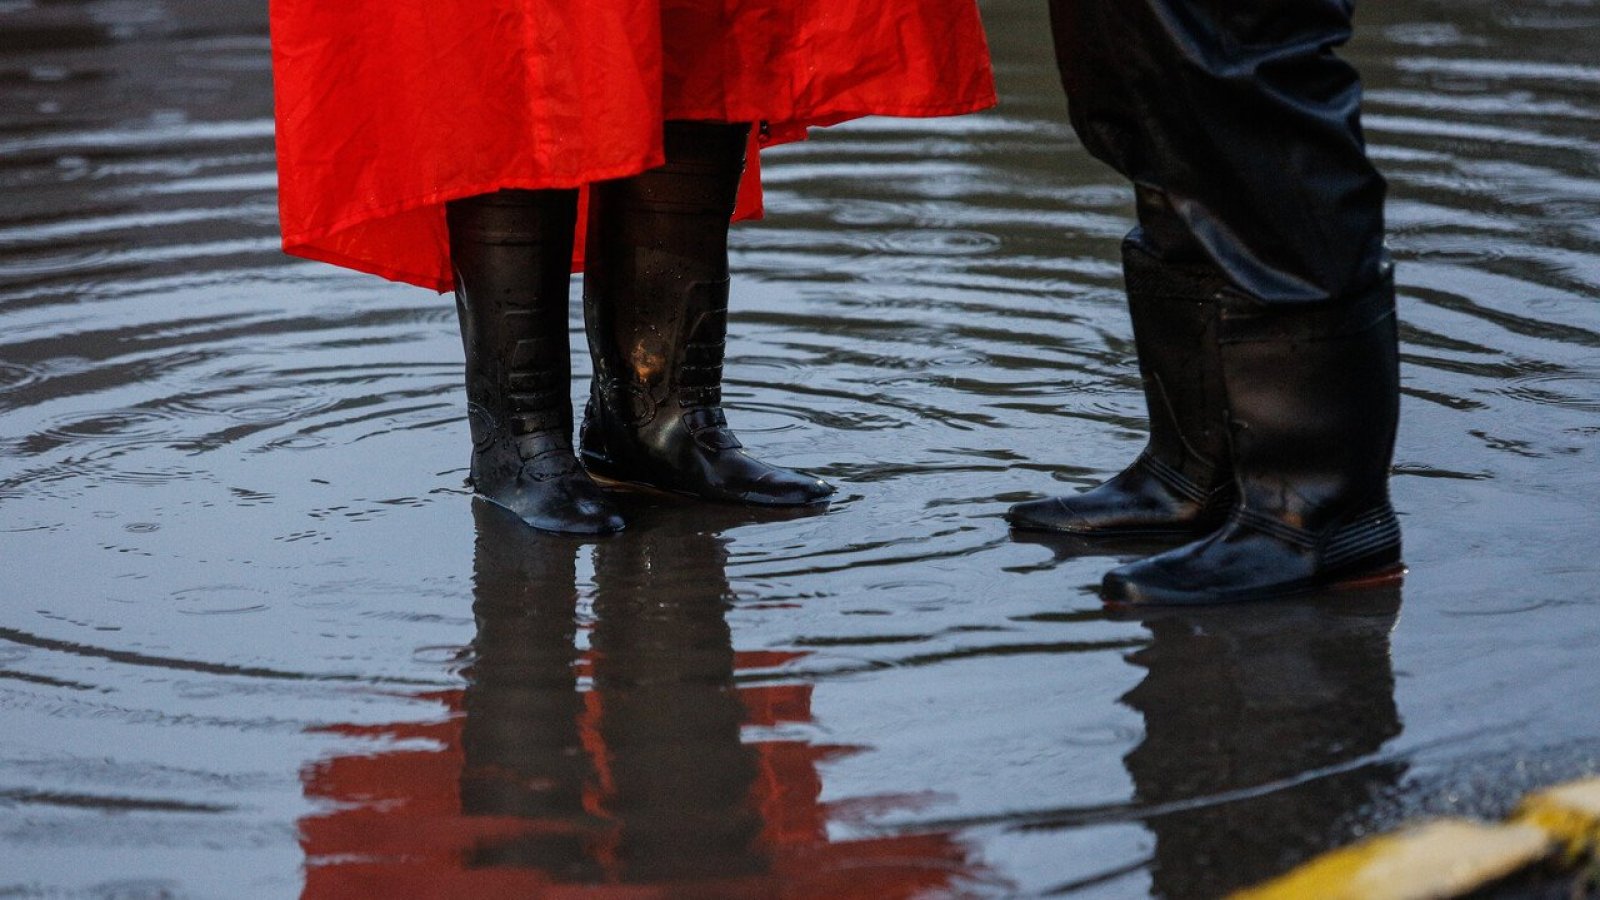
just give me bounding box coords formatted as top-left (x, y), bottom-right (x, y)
top-left (1004, 501), bottom-right (1228, 539)
top-left (1102, 561), bottom-right (1407, 607)
top-left (1007, 519), bottom-right (1211, 539)
top-left (475, 493), bottom-right (626, 536)
top-left (581, 448), bottom-right (834, 508)
top-left (583, 464), bottom-right (833, 509)
top-left (1328, 563), bottom-right (1407, 591)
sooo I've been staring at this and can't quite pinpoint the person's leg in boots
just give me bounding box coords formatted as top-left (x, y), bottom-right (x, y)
top-left (581, 121), bottom-right (835, 507)
top-left (1042, 0), bottom-right (1402, 603)
top-left (1006, 229), bottom-right (1234, 537)
top-left (447, 190), bottom-right (625, 535)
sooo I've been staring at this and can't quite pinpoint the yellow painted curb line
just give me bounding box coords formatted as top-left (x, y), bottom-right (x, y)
top-left (1231, 776), bottom-right (1600, 900)
top-left (1230, 820), bottom-right (1549, 900)
top-left (1516, 778), bottom-right (1600, 863)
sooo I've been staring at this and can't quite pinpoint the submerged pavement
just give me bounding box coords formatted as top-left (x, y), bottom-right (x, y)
top-left (1, 0), bottom-right (1599, 896)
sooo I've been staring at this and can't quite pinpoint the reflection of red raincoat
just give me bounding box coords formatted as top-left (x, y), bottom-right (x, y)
top-left (300, 665), bottom-right (987, 897)
top-left (270, 1), bottom-right (996, 290)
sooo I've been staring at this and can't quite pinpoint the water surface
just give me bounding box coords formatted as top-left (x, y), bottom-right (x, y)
top-left (2, 0), bottom-right (1599, 896)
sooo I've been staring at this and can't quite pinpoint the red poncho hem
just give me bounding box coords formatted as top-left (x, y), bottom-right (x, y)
top-left (271, 0), bottom-right (997, 292)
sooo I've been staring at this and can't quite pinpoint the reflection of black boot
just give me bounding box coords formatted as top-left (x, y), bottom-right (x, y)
top-left (1008, 239), bottom-right (1233, 536)
top-left (1118, 588), bottom-right (1404, 898)
top-left (580, 121), bottom-right (834, 507)
top-left (1103, 269), bottom-right (1403, 605)
top-left (590, 530), bottom-right (766, 883)
top-left (460, 507), bottom-right (601, 880)
top-left (448, 190), bottom-right (624, 534)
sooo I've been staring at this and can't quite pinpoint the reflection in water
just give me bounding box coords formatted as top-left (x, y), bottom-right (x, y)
top-left (299, 502), bottom-right (989, 897)
top-left (4, 0), bottom-right (1600, 892)
top-left (1118, 589), bottom-right (1405, 899)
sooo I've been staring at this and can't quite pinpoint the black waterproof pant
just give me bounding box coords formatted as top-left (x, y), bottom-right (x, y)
top-left (1049, 0), bottom-right (1386, 305)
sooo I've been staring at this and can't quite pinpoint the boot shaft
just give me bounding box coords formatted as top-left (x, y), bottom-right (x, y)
top-left (584, 122), bottom-right (750, 424)
top-left (447, 189), bottom-right (579, 442)
top-left (585, 121), bottom-right (748, 281)
top-left (1217, 266), bottom-right (1401, 534)
top-left (1003, 237), bottom-right (1238, 537)
top-left (1122, 238), bottom-right (1232, 496)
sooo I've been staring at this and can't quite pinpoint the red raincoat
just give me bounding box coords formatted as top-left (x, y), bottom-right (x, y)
top-left (271, 1), bottom-right (996, 291)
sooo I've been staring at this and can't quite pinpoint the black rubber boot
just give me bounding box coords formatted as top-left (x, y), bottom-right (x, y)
top-left (1007, 239), bottom-right (1234, 536)
top-left (580, 121), bottom-right (834, 507)
top-left (1102, 268), bottom-right (1404, 605)
top-left (447, 190), bottom-right (624, 535)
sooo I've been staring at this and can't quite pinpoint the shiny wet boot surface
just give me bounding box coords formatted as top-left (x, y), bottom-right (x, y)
top-left (581, 121), bottom-right (834, 507)
top-left (448, 190), bottom-right (624, 535)
top-left (1008, 240), bottom-right (1234, 537)
top-left (1103, 270), bottom-right (1404, 605)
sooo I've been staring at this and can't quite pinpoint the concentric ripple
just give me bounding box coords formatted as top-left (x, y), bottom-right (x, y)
top-left (2, 0), bottom-right (1600, 897)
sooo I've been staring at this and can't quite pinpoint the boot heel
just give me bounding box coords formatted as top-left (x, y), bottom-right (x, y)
top-left (1332, 564), bottom-right (1407, 592)
top-left (577, 449), bottom-right (627, 485)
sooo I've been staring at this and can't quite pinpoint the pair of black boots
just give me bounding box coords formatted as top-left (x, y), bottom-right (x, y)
top-left (1007, 240), bottom-right (1404, 605)
top-left (448, 122), bottom-right (833, 535)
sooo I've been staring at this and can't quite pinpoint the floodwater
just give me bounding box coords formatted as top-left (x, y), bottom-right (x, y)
top-left (1, 0), bottom-right (1598, 896)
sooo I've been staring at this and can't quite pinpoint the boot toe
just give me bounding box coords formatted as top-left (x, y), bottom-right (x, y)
top-left (479, 467), bottom-right (627, 535)
top-left (1100, 566), bottom-right (1140, 605)
top-left (520, 506), bottom-right (625, 535)
top-left (506, 497), bottom-right (626, 535)
top-left (794, 476), bottom-right (836, 505)
top-left (557, 496), bottom-right (626, 535)
top-left (1100, 566), bottom-right (1197, 607)
top-left (564, 513), bottom-right (626, 535)
top-left (1100, 560), bottom-right (1181, 606)
top-left (1100, 549), bottom-right (1224, 607)
top-left (556, 480), bottom-right (626, 534)
top-left (741, 469), bottom-right (835, 507)
top-left (1098, 521), bottom-right (1352, 606)
top-left (1006, 497), bottom-right (1090, 533)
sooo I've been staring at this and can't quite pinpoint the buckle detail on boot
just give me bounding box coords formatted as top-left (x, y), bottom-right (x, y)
top-left (509, 405), bottom-right (565, 436)
top-left (597, 377), bottom-right (659, 428)
top-left (517, 444), bottom-right (581, 482)
top-left (682, 406), bottom-right (741, 451)
top-left (465, 402), bottom-right (499, 452)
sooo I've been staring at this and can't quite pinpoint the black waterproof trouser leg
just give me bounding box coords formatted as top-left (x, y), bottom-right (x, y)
top-left (1049, 0), bottom-right (1386, 304)
top-left (1049, 0), bottom-right (1404, 603)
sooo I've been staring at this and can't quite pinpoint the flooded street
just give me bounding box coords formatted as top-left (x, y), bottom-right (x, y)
top-left (2, 0), bottom-right (1599, 895)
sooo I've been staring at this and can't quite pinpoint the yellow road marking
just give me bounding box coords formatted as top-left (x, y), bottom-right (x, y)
top-left (1516, 778), bottom-right (1600, 862)
top-left (1234, 777), bottom-right (1600, 899)
top-left (1231, 820), bottom-right (1551, 900)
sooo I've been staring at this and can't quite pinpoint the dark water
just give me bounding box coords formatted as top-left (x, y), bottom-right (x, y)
top-left (2, 1), bottom-right (1598, 896)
